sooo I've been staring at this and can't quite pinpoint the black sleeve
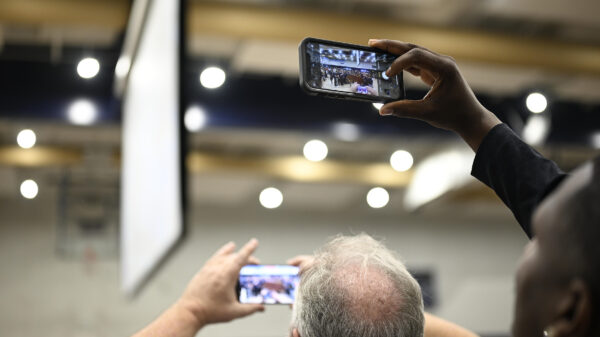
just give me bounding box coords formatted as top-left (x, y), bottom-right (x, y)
top-left (471, 124), bottom-right (567, 238)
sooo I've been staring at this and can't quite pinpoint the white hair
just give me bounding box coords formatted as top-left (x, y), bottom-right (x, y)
top-left (291, 233), bottom-right (424, 337)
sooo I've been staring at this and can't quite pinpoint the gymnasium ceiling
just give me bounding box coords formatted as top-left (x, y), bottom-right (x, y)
top-left (0, 0), bottom-right (598, 209)
top-left (1, 0), bottom-right (600, 100)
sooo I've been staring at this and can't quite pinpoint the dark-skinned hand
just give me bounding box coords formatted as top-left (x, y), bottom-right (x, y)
top-left (368, 39), bottom-right (501, 151)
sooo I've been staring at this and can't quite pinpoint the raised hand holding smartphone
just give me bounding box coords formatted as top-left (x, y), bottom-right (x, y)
top-left (368, 39), bottom-right (501, 151)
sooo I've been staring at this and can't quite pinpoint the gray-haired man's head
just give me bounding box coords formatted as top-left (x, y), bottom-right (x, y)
top-left (291, 233), bottom-right (424, 337)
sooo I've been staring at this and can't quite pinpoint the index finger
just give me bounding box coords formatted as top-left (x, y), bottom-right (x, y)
top-left (386, 48), bottom-right (444, 79)
top-left (212, 241), bottom-right (236, 258)
top-left (368, 39), bottom-right (437, 56)
top-left (235, 238), bottom-right (259, 266)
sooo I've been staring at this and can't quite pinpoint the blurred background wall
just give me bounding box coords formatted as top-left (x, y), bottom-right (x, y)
top-left (0, 0), bottom-right (599, 336)
top-left (0, 191), bottom-right (527, 336)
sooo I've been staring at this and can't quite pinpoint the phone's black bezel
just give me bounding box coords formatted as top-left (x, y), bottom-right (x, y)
top-left (298, 37), bottom-right (404, 103)
top-left (236, 264), bottom-right (300, 305)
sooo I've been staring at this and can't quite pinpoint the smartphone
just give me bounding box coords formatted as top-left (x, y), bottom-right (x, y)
top-left (236, 264), bottom-right (300, 305)
top-left (299, 37), bottom-right (404, 103)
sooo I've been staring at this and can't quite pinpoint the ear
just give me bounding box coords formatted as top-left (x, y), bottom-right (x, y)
top-left (550, 279), bottom-right (592, 337)
top-left (292, 328), bottom-right (301, 337)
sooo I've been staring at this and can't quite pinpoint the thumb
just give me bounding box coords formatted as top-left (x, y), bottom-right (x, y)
top-left (234, 303), bottom-right (265, 318)
top-left (380, 100), bottom-right (428, 119)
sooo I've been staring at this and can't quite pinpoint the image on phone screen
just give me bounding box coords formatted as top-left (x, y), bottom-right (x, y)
top-left (305, 42), bottom-right (400, 99)
top-left (238, 265), bottom-right (300, 304)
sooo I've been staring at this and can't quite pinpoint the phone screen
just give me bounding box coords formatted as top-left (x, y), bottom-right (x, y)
top-left (238, 265), bottom-right (300, 304)
top-left (304, 41), bottom-right (401, 99)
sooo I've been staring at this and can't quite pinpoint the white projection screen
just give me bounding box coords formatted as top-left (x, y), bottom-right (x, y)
top-left (118, 0), bottom-right (185, 296)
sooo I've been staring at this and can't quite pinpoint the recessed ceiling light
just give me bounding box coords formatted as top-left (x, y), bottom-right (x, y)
top-left (259, 187), bottom-right (283, 209)
top-left (366, 187), bottom-right (389, 208)
top-left (390, 150), bottom-right (414, 172)
top-left (303, 139), bottom-right (328, 162)
top-left (77, 57), bottom-right (100, 79)
top-left (526, 92), bottom-right (547, 114)
top-left (200, 67), bottom-right (226, 89)
top-left (20, 179), bottom-right (39, 199)
top-left (17, 129), bottom-right (36, 149)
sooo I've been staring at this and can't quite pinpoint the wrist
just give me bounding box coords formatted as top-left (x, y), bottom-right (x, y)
top-left (457, 106), bottom-right (501, 152)
top-left (174, 298), bottom-right (207, 332)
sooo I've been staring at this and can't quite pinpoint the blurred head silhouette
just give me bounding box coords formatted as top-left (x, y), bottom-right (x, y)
top-left (513, 156), bottom-right (600, 337)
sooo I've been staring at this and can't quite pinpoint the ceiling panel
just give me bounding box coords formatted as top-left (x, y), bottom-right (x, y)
top-left (483, 0), bottom-right (600, 28)
top-left (275, 182), bottom-right (365, 211)
top-left (0, 166), bottom-right (18, 197)
top-left (190, 173), bottom-right (270, 206)
top-left (231, 39), bottom-right (299, 77)
top-left (554, 76), bottom-right (600, 103)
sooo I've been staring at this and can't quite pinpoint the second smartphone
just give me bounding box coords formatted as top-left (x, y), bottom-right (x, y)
top-left (237, 264), bottom-right (300, 305)
top-left (299, 37), bottom-right (404, 103)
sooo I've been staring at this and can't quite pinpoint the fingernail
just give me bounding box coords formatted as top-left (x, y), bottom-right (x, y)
top-left (385, 68), bottom-right (391, 76)
top-left (380, 108), bottom-right (393, 116)
top-left (368, 39), bottom-right (379, 45)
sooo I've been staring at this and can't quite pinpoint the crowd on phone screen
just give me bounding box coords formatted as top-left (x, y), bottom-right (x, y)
top-left (239, 275), bottom-right (297, 304)
top-left (320, 65), bottom-right (375, 88)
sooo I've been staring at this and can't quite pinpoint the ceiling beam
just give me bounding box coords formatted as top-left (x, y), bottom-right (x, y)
top-left (189, 2), bottom-right (600, 76)
top-left (0, 0), bottom-right (128, 31)
top-left (187, 152), bottom-right (412, 187)
top-left (1, 0), bottom-right (599, 75)
top-left (0, 146), bottom-right (82, 167)
top-left (0, 146), bottom-right (411, 187)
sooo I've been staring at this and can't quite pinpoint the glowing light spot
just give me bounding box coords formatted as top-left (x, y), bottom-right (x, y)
top-left (390, 150), bottom-right (414, 172)
top-left (200, 67), bottom-right (226, 89)
top-left (259, 187), bottom-right (283, 209)
top-left (20, 179), bottom-right (39, 199)
top-left (77, 57), bottom-right (100, 79)
top-left (526, 92), bottom-right (547, 114)
top-left (17, 129), bottom-right (36, 149)
top-left (303, 139), bottom-right (328, 162)
top-left (366, 187), bottom-right (389, 208)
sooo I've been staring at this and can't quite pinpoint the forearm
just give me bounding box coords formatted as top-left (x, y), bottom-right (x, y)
top-left (132, 300), bottom-right (204, 337)
top-left (131, 239), bottom-right (263, 337)
top-left (471, 123), bottom-right (566, 237)
top-left (424, 313), bottom-right (479, 337)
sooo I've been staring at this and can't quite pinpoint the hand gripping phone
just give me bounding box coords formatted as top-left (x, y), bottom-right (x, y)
top-left (299, 37), bottom-right (404, 103)
top-left (236, 264), bottom-right (300, 305)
